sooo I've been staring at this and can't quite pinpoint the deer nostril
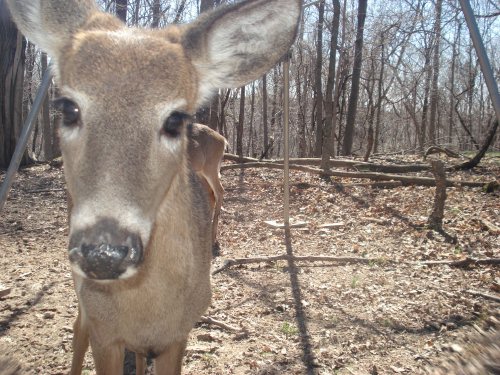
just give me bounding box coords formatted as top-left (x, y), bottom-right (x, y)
top-left (69, 233), bottom-right (144, 280)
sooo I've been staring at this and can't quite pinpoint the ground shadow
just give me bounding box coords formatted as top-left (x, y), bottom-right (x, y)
top-left (284, 226), bottom-right (317, 374)
top-left (0, 281), bottom-right (58, 335)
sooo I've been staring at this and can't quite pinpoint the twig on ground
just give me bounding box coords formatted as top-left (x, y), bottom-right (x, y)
top-left (418, 258), bottom-right (500, 267)
top-left (213, 255), bottom-right (376, 274)
top-left (465, 290), bottom-right (500, 303)
top-left (199, 316), bottom-right (245, 332)
top-left (26, 188), bottom-right (65, 194)
top-left (212, 256), bottom-right (500, 274)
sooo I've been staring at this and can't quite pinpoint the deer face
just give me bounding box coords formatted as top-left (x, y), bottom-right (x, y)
top-left (7, 0), bottom-right (302, 280)
top-left (58, 29), bottom-right (198, 279)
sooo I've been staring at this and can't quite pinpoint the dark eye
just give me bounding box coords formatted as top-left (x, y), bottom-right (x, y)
top-left (161, 111), bottom-right (190, 138)
top-left (53, 98), bottom-right (81, 127)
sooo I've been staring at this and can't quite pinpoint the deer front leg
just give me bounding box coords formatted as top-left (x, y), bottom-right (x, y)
top-left (136, 352), bottom-right (146, 375)
top-left (90, 341), bottom-right (125, 375)
top-left (154, 340), bottom-right (187, 375)
top-left (211, 180), bottom-right (224, 245)
top-left (70, 309), bottom-right (89, 375)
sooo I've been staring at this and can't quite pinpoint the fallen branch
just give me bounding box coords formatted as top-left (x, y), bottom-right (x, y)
top-left (424, 146), bottom-right (460, 159)
top-left (26, 188), bottom-right (65, 194)
top-left (212, 255), bottom-right (500, 274)
top-left (220, 162), bottom-right (490, 188)
top-left (449, 119), bottom-right (498, 170)
top-left (213, 255), bottom-right (375, 274)
top-left (199, 316), bottom-right (244, 332)
top-left (465, 290), bottom-right (500, 304)
top-left (478, 218), bottom-right (500, 235)
top-left (418, 258), bottom-right (500, 267)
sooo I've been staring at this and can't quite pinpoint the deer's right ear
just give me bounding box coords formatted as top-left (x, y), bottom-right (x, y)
top-left (6, 0), bottom-right (99, 63)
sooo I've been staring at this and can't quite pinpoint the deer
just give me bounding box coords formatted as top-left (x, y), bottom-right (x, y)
top-left (6, 0), bottom-right (302, 374)
top-left (188, 123), bottom-right (227, 246)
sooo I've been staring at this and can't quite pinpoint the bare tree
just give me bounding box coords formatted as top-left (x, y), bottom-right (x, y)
top-left (313, 0), bottom-right (325, 157)
top-left (115, 0), bottom-right (127, 23)
top-left (0, 0), bottom-right (26, 167)
top-left (320, 0), bottom-right (341, 169)
top-left (262, 74), bottom-right (269, 157)
top-left (342, 0), bottom-right (367, 155)
top-left (151, 0), bottom-right (161, 28)
top-left (428, 0), bottom-right (442, 145)
top-left (236, 86), bottom-right (245, 157)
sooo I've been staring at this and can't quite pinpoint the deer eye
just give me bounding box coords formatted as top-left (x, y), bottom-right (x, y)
top-left (161, 111), bottom-right (190, 138)
top-left (53, 98), bottom-right (81, 127)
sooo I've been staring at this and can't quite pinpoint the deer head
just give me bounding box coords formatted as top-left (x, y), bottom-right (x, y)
top-left (7, 0), bottom-right (302, 280)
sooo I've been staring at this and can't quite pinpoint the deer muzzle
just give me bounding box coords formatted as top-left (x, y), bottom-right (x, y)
top-left (68, 219), bottom-right (144, 280)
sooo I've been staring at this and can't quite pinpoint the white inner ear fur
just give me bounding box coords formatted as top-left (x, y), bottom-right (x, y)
top-left (193, 2), bottom-right (299, 106)
top-left (7, 1), bottom-right (61, 60)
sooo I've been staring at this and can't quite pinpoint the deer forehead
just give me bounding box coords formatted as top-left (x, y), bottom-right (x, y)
top-left (59, 27), bottom-right (198, 111)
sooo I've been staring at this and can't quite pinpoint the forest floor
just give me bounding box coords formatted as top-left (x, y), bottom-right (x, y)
top-left (0, 154), bottom-right (499, 374)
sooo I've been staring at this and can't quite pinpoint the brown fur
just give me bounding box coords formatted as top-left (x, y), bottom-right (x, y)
top-left (426, 329), bottom-right (500, 375)
top-left (6, 0), bottom-right (302, 374)
top-left (188, 124), bottom-right (227, 244)
top-left (0, 345), bottom-right (22, 375)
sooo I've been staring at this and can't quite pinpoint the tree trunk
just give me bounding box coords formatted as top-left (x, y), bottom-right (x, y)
top-left (428, 0), bottom-right (442, 146)
top-left (296, 47), bottom-right (307, 157)
top-left (236, 86), bottom-right (245, 157)
top-left (270, 66), bottom-right (279, 141)
top-left (428, 160), bottom-right (446, 231)
top-left (0, 1), bottom-right (26, 168)
top-left (313, 0), bottom-right (325, 157)
top-left (41, 52), bottom-right (52, 161)
top-left (173, 0), bottom-right (187, 23)
top-left (420, 43), bottom-right (432, 151)
top-left (320, 0), bottom-right (340, 170)
top-left (448, 20), bottom-right (460, 146)
top-left (373, 32), bottom-right (385, 154)
top-left (262, 74), bottom-right (269, 158)
top-left (247, 82), bottom-right (255, 156)
top-left (115, 0), bottom-right (127, 23)
top-left (342, 0), bottom-right (367, 155)
top-left (200, 0), bottom-right (214, 13)
top-left (151, 0), bottom-right (161, 28)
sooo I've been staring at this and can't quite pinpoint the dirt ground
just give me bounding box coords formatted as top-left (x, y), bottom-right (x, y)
top-left (0, 155), bottom-right (498, 374)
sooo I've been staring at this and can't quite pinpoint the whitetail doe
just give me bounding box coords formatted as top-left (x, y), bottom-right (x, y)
top-left (6, 0), bottom-right (301, 374)
top-left (188, 123), bottom-right (227, 245)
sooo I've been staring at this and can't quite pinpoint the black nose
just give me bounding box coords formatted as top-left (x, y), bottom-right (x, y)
top-left (68, 219), bottom-right (144, 280)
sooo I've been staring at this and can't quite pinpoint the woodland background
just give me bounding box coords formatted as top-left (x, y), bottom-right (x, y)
top-left (1, 0), bottom-right (500, 169)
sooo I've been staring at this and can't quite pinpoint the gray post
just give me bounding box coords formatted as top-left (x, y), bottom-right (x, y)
top-left (459, 0), bottom-right (500, 124)
top-left (0, 68), bottom-right (53, 211)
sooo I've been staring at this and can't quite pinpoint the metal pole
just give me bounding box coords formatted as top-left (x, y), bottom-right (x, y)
top-left (458, 0), bottom-right (500, 124)
top-left (0, 68), bottom-right (53, 212)
top-left (283, 55), bottom-right (291, 228)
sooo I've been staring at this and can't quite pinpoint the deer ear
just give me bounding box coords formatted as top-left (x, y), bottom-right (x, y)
top-left (6, 0), bottom-right (100, 64)
top-left (182, 0), bottom-right (302, 106)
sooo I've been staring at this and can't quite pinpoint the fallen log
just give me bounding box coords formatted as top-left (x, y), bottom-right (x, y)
top-left (223, 154), bottom-right (432, 172)
top-left (220, 162), bottom-right (491, 188)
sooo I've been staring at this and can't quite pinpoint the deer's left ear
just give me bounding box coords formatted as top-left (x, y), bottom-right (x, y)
top-left (182, 0), bottom-right (302, 106)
